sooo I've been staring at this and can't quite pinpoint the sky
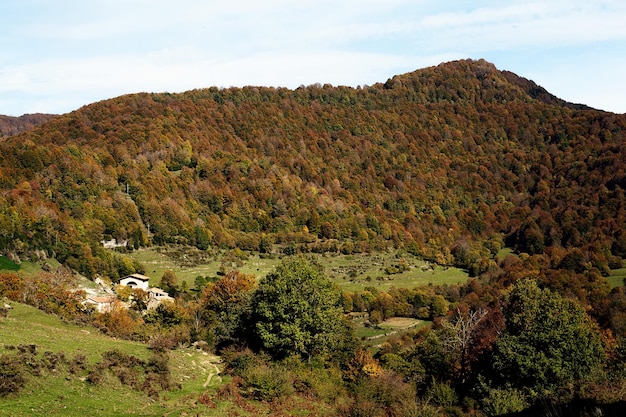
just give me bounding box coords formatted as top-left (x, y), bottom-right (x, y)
top-left (1, 0), bottom-right (625, 116)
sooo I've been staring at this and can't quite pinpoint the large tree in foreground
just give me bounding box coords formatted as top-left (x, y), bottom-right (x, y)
top-left (252, 257), bottom-right (350, 361)
top-left (491, 279), bottom-right (605, 399)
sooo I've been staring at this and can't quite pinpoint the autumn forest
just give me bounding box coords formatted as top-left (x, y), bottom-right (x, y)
top-left (1, 59), bottom-right (626, 416)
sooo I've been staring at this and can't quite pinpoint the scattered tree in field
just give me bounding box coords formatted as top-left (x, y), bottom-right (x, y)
top-left (160, 270), bottom-right (178, 296)
top-left (252, 257), bottom-right (349, 361)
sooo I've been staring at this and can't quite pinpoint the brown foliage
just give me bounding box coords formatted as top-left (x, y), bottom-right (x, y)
top-left (0, 59), bottom-right (623, 282)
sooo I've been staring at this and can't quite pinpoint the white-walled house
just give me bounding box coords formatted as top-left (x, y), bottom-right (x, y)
top-left (147, 287), bottom-right (174, 309)
top-left (83, 296), bottom-right (118, 313)
top-left (119, 273), bottom-right (150, 291)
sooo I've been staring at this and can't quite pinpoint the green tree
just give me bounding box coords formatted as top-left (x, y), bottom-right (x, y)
top-left (491, 279), bottom-right (605, 398)
top-left (160, 270), bottom-right (178, 296)
top-left (252, 257), bottom-right (350, 361)
top-left (200, 270), bottom-right (256, 350)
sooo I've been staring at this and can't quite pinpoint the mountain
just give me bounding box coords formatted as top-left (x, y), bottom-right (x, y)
top-left (0, 113), bottom-right (57, 138)
top-left (0, 58), bottom-right (625, 280)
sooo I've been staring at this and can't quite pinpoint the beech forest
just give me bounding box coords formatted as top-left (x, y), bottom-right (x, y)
top-left (1, 59), bottom-right (626, 416)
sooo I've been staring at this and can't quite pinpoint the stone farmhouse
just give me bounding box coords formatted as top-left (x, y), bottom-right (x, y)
top-left (118, 274), bottom-right (174, 309)
top-left (82, 274), bottom-right (174, 313)
top-left (83, 296), bottom-right (119, 313)
top-left (119, 273), bottom-right (151, 291)
top-left (147, 287), bottom-right (175, 309)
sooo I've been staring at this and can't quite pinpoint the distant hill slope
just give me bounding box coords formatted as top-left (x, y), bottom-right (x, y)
top-left (0, 113), bottom-right (57, 138)
top-left (0, 58), bottom-right (624, 279)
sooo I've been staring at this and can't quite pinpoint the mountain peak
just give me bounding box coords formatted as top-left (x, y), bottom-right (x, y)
top-left (383, 59), bottom-right (594, 110)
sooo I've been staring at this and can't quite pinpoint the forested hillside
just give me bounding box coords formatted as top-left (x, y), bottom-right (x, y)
top-left (1, 59), bottom-right (624, 280)
top-left (2, 58), bottom-right (626, 416)
top-left (0, 113), bottom-right (57, 138)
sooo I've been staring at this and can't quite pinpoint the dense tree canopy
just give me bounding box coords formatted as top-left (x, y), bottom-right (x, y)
top-left (199, 270), bottom-right (256, 349)
top-left (491, 279), bottom-right (605, 398)
top-left (0, 59), bottom-right (624, 282)
top-left (252, 257), bottom-right (350, 361)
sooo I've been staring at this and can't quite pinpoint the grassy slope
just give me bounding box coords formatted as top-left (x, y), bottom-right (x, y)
top-left (0, 248), bottom-right (467, 415)
top-left (0, 255), bottom-right (62, 275)
top-left (0, 303), bottom-right (224, 416)
top-left (608, 266), bottom-right (626, 288)
top-left (0, 255), bottom-right (20, 271)
top-left (126, 247), bottom-right (469, 291)
top-left (128, 248), bottom-right (279, 288)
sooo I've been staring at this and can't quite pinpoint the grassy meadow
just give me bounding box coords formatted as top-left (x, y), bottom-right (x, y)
top-left (608, 266), bottom-right (626, 288)
top-left (351, 315), bottom-right (431, 348)
top-left (124, 247), bottom-right (470, 292)
top-left (0, 303), bottom-right (226, 416)
top-left (0, 255), bottom-right (62, 275)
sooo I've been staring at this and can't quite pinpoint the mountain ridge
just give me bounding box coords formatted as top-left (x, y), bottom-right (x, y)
top-left (0, 113), bottom-right (57, 138)
top-left (0, 59), bottom-right (624, 281)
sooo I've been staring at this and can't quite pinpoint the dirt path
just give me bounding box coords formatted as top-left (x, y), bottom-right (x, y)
top-left (188, 351), bottom-right (223, 387)
top-left (202, 359), bottom-right (222, 387)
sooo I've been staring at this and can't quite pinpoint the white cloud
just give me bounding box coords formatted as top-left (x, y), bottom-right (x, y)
top-left (1, 0), bottom-right (625, 115)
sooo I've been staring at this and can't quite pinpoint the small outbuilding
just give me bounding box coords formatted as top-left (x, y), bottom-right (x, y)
top-left (147, 287), bottom-right (175, 309)
top-left (84, 296), bottom-right (118, 313)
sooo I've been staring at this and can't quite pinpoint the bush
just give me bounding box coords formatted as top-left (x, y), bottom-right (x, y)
top-left (148, 334), bottom-right (178, 352)
top-left (481, 387), bottom-right (529, 416)
top-left (241, 363), bottom-right (294, 401)
top-left (292, 364), bottom-right (345, 402)
top-left (347, 370), bottom-right (418, 416)
top-left (0, 305), bottom-right (8, 319)
top-left (69, 353), bottom-right (88, 374)
top-left (42, 351), bottom-right (67, 371)
top-left (222, 347), bottom-right (259, 375)
top-left (0, 354), bottom-right (26, 397)
top-left (338, 399), bottom-right (386, 417)
top-left (426, 381), bottom-right (458, 407)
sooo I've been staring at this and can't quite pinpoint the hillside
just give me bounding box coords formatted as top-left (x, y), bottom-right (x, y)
top-left (0, 302), bottom-right (228, 416)
top-left (0, 113), bottom-right (57, 138)
top-left (0, 58), bottom-right (625, 282)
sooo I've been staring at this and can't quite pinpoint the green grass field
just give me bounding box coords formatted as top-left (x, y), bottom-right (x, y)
top-left (608, 266), bottom-right (626, 288)
top-left (125, 247), bottom-right (469, 292)
top-left (0, 255), bottom-right (62, 275)
top-left (350, 316), bottom-right (431, 350)
top-left (0, 255), bottom-right (20, 271)
top-left (127, 247), bottom-right (281, 289)
top-left (0, 303), bottom-right (149, 360)
top-left (322, 252), bottom-right (468, 292)
top-left (0, 303), bottom-right (225, 416)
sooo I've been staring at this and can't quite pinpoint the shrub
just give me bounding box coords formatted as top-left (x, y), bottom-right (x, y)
top-left (338, 399), bottom-right (386, 417)
top-left (148, 334), bottom-right (178, 352)
top-left (481, 387), bottom-right (528, 416)
top-left (0, 354), bottom-right (26, 397)
top-left (347, 370), bottom-right (417, 416)
top-left (292, 364), bottom-right (345, 402)
top-left (42, 351), bottom-right (67, 371)
top-left (222, 347), bottom-right (259, 375)
top-left (426, 381), bottom-right (458, 407)
top-left (242, 363), bottom-right (294, 401)
top-left (69, 353), bottom-right (88, 374)
top-left (197, 391), bottom-right (217, 408)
